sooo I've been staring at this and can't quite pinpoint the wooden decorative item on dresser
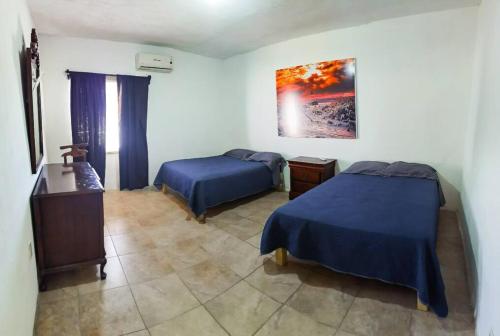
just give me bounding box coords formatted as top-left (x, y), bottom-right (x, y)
top-left (31, 162), bottom-right (106, 291)
top-left (288, 156), bottom-right (337, 200)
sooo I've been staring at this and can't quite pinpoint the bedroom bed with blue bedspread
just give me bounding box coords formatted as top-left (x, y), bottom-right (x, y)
top-left (260, 161), bottom-right (448, 317)
top-left (154, 149), bottom-right (285, 217)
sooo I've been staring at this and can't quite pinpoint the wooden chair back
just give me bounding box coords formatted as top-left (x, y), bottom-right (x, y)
top-left (60, 143), bottom-right (88, 166)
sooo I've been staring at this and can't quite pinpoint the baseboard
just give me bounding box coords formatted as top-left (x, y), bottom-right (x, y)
top-left (456, 195), bottom-right (478, 316)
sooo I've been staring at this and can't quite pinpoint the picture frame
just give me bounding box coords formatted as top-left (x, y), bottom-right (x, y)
top-left (276, 58), bottom-right (357, 139)
top-left (24, 28), bottom-right (44, 173)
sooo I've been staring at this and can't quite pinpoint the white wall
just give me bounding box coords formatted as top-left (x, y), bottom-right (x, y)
top-left (0, 0), bottom-right (41, 334)
top-left (461, 0), bottom-right (500, 334)
top-left (39, 36), bottom-right (242, 186)
top-left (221, 7), bottom-right (478, 209)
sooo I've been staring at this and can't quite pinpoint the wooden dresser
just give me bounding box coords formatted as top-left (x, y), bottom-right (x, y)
top-left (31, 162), bottom-right (106, 290)
top-left (288, 156), bottom-right (337, 200)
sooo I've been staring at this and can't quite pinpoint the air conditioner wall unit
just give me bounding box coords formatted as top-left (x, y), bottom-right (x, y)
top-left (135, 53), bottom-right (173, 72)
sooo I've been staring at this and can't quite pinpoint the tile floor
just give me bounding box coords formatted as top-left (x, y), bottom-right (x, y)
top-left (35, 188), bottom-right (475, 336)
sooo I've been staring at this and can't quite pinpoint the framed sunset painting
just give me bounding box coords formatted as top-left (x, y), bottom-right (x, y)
top-left (276, 58), bottom-right (357, 138)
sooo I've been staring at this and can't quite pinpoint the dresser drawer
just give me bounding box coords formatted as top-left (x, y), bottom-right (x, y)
top-left (291, 180), bottom-right (318, 194)
top-left (291, 167), bottom-right (322, 183)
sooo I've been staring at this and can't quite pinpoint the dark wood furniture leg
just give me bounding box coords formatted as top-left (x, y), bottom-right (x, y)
top-left (198, 213), bottom-right (206, 224)
top-left (100, 259), bottom-right (107, 280)
top-left (39, 277), bottom-right (47, 292)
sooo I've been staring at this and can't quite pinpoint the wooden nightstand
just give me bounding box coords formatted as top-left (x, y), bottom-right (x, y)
top-left (288, 156), bottom-right (336, 200)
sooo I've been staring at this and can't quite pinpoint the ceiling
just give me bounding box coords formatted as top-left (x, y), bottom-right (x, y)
top-left (28, 0), bottom-right (479, 59)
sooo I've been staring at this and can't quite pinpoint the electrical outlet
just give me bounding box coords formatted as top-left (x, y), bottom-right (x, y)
top-left (28, 242), bottom-right (33, 259)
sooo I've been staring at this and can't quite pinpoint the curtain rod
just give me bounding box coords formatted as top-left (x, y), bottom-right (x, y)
top-left (65, 69), bottom-right (151, 80)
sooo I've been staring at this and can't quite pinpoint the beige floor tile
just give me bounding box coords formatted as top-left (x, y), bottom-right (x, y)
top-left (149, 306), bottom-right (228, 336)
top-left (205, 281), bottom-right (281, 336)
top-left (228, 203), bottom-right (261, 218)
top-left (438, 211), bottom-right (461, 240)
top-left (163, 236), bottom-right (212, 271)
top-left (41, 257), bottom-right (126, 296)
top-left (104, 206), bottom-right (132, 219)
top-left (219, 242), bottom-right (267, 277)
top-left (177, 259), bottom-right (241, 303)
top-left (340, 297), bottom-right (411, 336)
top-left (248, 197), bottom-right (274, 208)
top-left (103, 224), bottom-right (110, 237)
top-left (143, 219), bottom-right (214, 248)
top-left (443, 278), bottom-right (473, 314)
top-left (355, 278), bottom-right (415, 310)
top-left (287, 271), bottom-right (359, 327)
top-left (131, 274), bottom-right (200, 328)
top-left (200, 229), bottom-right (238, 254)
top-left (255, 305), bottom-right (334, 336)
top-left (440, 262), bottom-right (468, 286)
top-left (38, 286), bottom-right (78, 304)
top-left (246, 208), bottom-right (274, 225)
top-left (246, 259), bottom-right (311, 303)
top-left (246, 232), bottom-right (262, 249)
top-left (335, 332), bottom-right (358, 336)
top-left (111, 230), bottom-right (156, 255)
top-left (410, 310), bottom-right (475, 336)
top-left (137, 210), bottom-right (186, 228)
top-left (119, 248), bottom-right (174, 284)
top-left (106, 217), bottom-right (142, 235)
top-left (130, 205), bottom-right (171, 221)
top-left (256, 192), bottom-right (288, 206)
top-left (437, 240), bottom-right (466, 269)
top-left (126, 330), bottom-right (151, 336)
top-left (216, 216), bottom-right (264, 240)
top-left (79, 286), bottom-right (145, 336)
top-left (201, 231), bottom-right (267, 277)
top-left (77, 256), bottom-right (128, 295)
top-left (104, 236), bottom-right (117, 257)
top-left (35, 297), bottom-right (80, 336)
top-left (208, 209), bottom-right (246, 223)
top-left (42, 270), bottom-right (81, 292)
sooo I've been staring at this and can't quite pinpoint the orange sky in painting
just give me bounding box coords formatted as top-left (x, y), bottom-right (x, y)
top-left (276, 58), bottom-right (355, 103)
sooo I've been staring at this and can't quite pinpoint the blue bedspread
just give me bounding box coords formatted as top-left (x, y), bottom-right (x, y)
top-left (154, 156), bottom-right (273, 216)
top-left (261, 173), bottom-right (448, 317)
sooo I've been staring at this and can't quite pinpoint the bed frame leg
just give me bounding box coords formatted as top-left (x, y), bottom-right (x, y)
top-left (417, 296), bottom-right (428, 312)
top-left (162, 184), bottom-right (168, 194)
top-left (278, 172), bottom-right (285, 191)
top-left (197, 213), bottom-right (206, 224)
top-left (275, 248), bottom-right (288, 266)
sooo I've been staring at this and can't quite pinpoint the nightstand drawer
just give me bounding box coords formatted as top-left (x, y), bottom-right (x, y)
top-left (291, 180), bottom-right (317, 194)
top-left (287, 156), bottom-right (336, 200)
top-left (291, 167), bottom-right (321, 183)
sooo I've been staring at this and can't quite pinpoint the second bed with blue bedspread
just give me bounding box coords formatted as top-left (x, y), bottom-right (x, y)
top-left (261, 162), bottom-right (448, 317)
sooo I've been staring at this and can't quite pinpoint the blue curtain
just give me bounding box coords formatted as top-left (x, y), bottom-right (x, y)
top-left (117, 75), bottom-right (150, 190)
top-left (70, 72), bottom-right (106, 184)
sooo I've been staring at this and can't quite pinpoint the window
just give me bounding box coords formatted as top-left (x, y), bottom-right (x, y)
top-left (105, 76), bottom-right (119, 152)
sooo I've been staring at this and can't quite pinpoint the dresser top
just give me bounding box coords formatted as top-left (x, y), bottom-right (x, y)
top-left (32, 163), bottom-right (104, 197)
top-left (288, 156), bottom-right (336, 166)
